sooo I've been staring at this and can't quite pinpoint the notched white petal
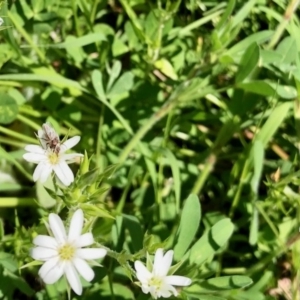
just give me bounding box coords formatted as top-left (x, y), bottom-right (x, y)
top-left (31, 247), bottom-right (57, 261)
top-left (165, 275), bottom-right (192, 286)
top-left (23, 153), bottom-right (46, 163)
top-left (68, 209), bottom-right (84, 242)
top-left (40, 259), bottom-right (64, 284)
top-left (73, 257), bottom-right (95, 282)
top-left (24, 145), bottom-right (45, 154)
top-left (62, 136), bottom-right (81, 152)
top-left (40, 165), bottom-right (52, 183)
top-left (134, 261), bottom-right (152, 282)
top-left (49, 213), bottom-right (67, 244)
top-left (53, 161), bottom-right (74, 186)
top-left (62, 153), bottom-right (84, 163)
top-left (159, 250), bottom-right (173, 277)
top-left (33, 235), bottom-right (57, 249)
top-left (76, 248), bottom-right (107, 260)
top-left (65, 262), bottom-right (82, 295)
top-left (33, 162), bottom-right (48, 182)
top-left (74, 233), bottom-right (94, 248)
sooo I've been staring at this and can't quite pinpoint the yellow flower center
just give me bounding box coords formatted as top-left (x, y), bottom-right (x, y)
top-left (47, 152), bottom-right (60, 165)
top-left (149, 276), bottom-right (163, 290)
top-left (58, 244), bottom-right (75, 260)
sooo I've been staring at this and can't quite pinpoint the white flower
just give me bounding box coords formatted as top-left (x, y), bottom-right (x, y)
top-left (23, 136), bottom-right (83, 186)
top-left (0, 18), bottom-right (3, 26)
top-left (31, 209), bottom-right (107, 295)
top-left (134, 248), bottom-right (192, 299)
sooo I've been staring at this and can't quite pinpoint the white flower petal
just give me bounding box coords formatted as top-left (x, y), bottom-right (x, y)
top-left (62, 153), bottom-right (84, 162)
top-left (141, 285), bottom-right (150, 295)
top-left (73, 257), bottom-right (95, 282)
top-left (149, 286), bottom-right (158, 299)
top-left (159, 286), bottom-right (174, 298)
top-left (25, 145), bottom-right (45, 154)
top-left (53, 161), bottom-right (74, 186)
top-left (68, 209), bottom-right (83, 242)
top-left (165, 275), bottom-right (192, 287)
top-left (30, 247), bottom-right (58, 261)
top-left (39, 164), bottom-right (53, 183)
top-left (39, 257), bottom-right (64, 284)
top-left (74, 233), bottom-right (94, 248)
top-left (61, 136), bottom-right (81, 152)
top-left (64, 262), bottom-right (82, 295)
top-left (33, 162), bottom-right (49, 182)
top-left (33, 235), bottom-right (58, 249)
top-left (49, 213), bottom-right (67, 244)
top-left (153, 248), bottom-right (166, 276)
top-left (76, 248), bottom-right (107, 260)
top-left (156, 250), bottom-right (173, 277)
top-left (134, 261), bottom-right (152, 283)
top-left (23, 153), bottom-right (46, 163)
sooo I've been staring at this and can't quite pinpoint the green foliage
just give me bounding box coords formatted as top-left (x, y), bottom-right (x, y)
top-left (1, 0), bottom-right (300, 299)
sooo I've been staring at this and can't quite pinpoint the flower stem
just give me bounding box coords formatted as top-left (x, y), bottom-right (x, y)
top-left (0, 125), bottom-right (37, 144)
top-left (118, 101), bottom-right (176, 164)
top-left (267, 0), bottom-right (300, 49)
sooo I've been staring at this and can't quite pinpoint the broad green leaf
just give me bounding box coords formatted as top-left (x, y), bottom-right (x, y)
top-left (267, 82), bottom-right (297, 99)
top-left (237, 81), bottom-right (297, 99)
top-left (275, 36), bottom-right (297, 64)
top-left (92, 69), bottom-right (107, 102)
top-left (256, 102), bottom-right (292, 146)
top-left (0, 252), bottom-right (18, 272)
top-left (260, 49), bottom-right (282, 65)
top-left (174, 194), bottom-right (201, 261)
top-left (0, 94), bottom-right (18, 124)
top-left (231, 0), bottom-right (256, 28)
top-left (236, 43), bottom-right (260, 83)
top-left (123, 214), bottom-right (143, 252)
top-left (236, 81), bottom-right (274, 96)
top-left (36, 179), bottom-right (56, 208)
top-left (112, 37), bottom-right (129, 57)
top-left (98, 164), bottom-right (119, 183)
top-left (154, 58), bottom-right (178, 80)
top-left (92, 70), bottom-right (133, 134)
top-left (79, 203), bottom-right (114, 219)
top-left (77, 168), bottom-right (99, 189)
top-left (7, 272), bottom-right (34, 296)
top-left (224, 30), bottom-right (274, 57)
top-left (64, 36), bottom-right (86, 65)
top-left (107, 71), bottom-right (134, 98)
top-left (201, 276), bottom-right (253, 290)
top-left (185, 284), bottom-right (226, 300)
top-left (189, 218), bottom-right (234, 265)
top-left (107, 60), bottom-right (122, 92)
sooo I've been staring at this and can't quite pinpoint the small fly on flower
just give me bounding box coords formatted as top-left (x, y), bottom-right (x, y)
top-left (37, 123), bottom-right (61, 153)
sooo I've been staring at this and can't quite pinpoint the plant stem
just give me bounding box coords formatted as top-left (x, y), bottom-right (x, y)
top-left (0, 198), bottom-right (36, 207)
top-left (17, 114), bottom-right (41, 130)
top-left (7, 11), bottom-right (46, 62)
top-left (267, 0), bottom-right (300, 49)
top-left (118, 101), bottom-right (176, 164)
top-left (191, 154), bottom-right (216, 195)
top-left (0, 126), bottom-right (37, 144)
top-left (96, 104), bottom-right (105, 171)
